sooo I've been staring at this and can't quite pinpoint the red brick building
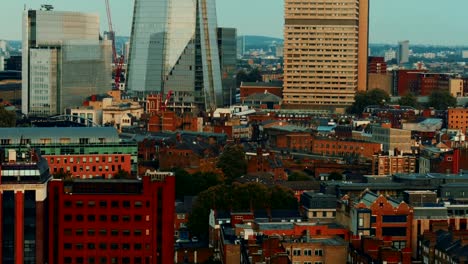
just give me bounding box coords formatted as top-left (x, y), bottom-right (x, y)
top-left (148, 112), bottom-right (200, 132)
top-left (448, 108), bottom-right (468, 135)
top-left (47, 171), bottom-right (175, 264)
top-left (44, 154), bottom-right (132, 179)
top-left (368, 57), bottom-right (387, 74)
top-left (338, 190), bottom-right (413, 252)
top-left (349, 236), bottom-right (412, 264)
top-left (393, 69), bottom-right (428, 96)
top-left (246, 149), bottom-right (287, 181)
top-left (265, 126), bottom-right (312, 152)
top-left (239, 81), bottom-right (283, 101)
top-left (311, 138), bottom-right (382, 159)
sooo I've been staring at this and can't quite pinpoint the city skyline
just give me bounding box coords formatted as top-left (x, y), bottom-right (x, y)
top-left (1, 0), bottom-right (468, 45)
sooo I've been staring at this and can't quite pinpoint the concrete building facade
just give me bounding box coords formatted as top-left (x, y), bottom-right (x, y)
top-left (22, 8), bottom-right (112, 116)
top-left (282, 0), bottom-right (369, 112)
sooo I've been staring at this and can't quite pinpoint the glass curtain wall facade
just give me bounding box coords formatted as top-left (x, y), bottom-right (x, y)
top-left (127, 0), bottom-right (222, 111)
top-left (282, 0), bottom-right (369, 113)
top-left (22, 10), bottom-right (111, 116)
top-left (217, 28), bottom-right (237, 106)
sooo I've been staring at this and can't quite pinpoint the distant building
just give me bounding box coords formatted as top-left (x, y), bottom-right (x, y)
top-left (22, 8), bottom-right (112, 116)
top-left (126, 0), bottom-right (223, 111)
top-left (0, 127), bottom-right (138, 174)
top-left (384, 48), bottom-right (397, 62)
top-left (371, 126), bottom-right (413, 155)
top-left (239, 81), bottom-right (283, 102)
top-left (398, 40), bottom-right (410, 65)
top-left (337, 190), bottom-right (413, 250)
top-left (5, 55), bottom-right (22, 71)
top-left (300, 192), bottom-right (337, 222)
top-left (419, 228), bottom-right (468, 264)
top-left (282, 0), bottom-right (369, 113)
top-left (217, 27), bottom-right (237, 106)
top-left (368, 57), bottom-right (387, 74)
top-left (371, 155), bottom-right (417, 176)
top-left (448, 108), bottom-right (468, 135)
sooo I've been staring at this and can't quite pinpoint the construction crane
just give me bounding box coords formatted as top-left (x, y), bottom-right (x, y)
top-left (104, 0), bottom-right (124, 90)
top-left (160, 90), bottom-right (173, 112)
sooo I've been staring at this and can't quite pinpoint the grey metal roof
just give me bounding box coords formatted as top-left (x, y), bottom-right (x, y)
top-left (244, 92), bottom-right (282, 102)
top-left (0, 127), bottom-right (120, 143)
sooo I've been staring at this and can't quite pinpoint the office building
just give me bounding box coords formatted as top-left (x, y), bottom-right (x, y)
top-left (0, 127), bottom-right (138, 173)
top-left (217, 28), bottom-right (237, 106)
top-left (384, 48), bottom-right (397, 62)
top-left (47, 171), bottom-right (175, 264)
top-left (236, 35), bottom-right (246, 57)
top-left (22, 7), bottom-right (112, 116)
top-left (398, 40), bottom-right (410, 65)
top-left (282, 0), bottom-right (369, 113)
top-left (0, 148), bottom-right (51, 264)
top-left (126, 0), bottom-right (223, 111)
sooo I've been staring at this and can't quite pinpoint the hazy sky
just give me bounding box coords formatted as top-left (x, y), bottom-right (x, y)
top-left (1, 0), bottom-right (468, 45)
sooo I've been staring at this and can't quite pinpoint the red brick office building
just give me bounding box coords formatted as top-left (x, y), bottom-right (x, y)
top-left (44, 154), bottom-right (132, 179)
top-left (47, 171), bottom-right (175, 264)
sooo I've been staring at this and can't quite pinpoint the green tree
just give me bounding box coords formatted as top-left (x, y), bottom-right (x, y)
top-left (113, 169), bottom-right (132, 179)
top-left (347, 89), bottom-right (390, 115)
top-left (53, 168), bottom-right (73, 181)
top-left (398, 93), bottom-right (419, 108)
top-left (428, 90), bottom-right (457, 110)
top-left (188, 183), bottom-right (298, 237)
top-left (174, 169), bottom-right (223, 200)
top-left (268, 185), bottom-right (298, 210)
top-left (174, 168), bottom-right (194, 199)
top-left (328, 171), bottom-right (343, 181)
top-left (0, 105), bottom-right (16, 127)
top-left (288, 171), bottom-right (311, 181)
top-left (188, 185), bottom-right (232, 237)
top-left (217, 145), bottom-right (247, 183)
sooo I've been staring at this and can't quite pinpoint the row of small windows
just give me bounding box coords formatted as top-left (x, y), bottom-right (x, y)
top-left (64, 256), bottom-right (151, 264)
top-left (288, 248), bottom-right (323, 256)
top-left (64, 228), bottom-right (146, 236)
top-left (63, 214), bottom-right (147, 222)
top-left (64, 200), bottom-right (147, 208)
top-left (64, 242), bottom-right (147, 250)
top-left (50, 156), bottom-right (125, 164)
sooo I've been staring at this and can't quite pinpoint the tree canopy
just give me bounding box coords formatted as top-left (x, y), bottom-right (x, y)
top-left (398, 93), bottom-right (419, 109)
top-left (0, 105), bottom-right (16, 127)
top-left (288, 171), bottom-right (311, 181)
top-left (217, 145), bottom-right (247, 183)
top-left (174, 168), bottom-right (223, 200)
top-left (427, 90), bottom-right (457, 110)
top-left (188, 182), bottom-right (298, 237)
top-left (347, 89), bottom-right (390, 115)
top-left (236, 68), bottom-right (263, 86)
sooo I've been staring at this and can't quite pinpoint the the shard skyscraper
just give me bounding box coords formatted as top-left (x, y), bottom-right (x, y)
top-left (126, 0), bottom-right (223, 112)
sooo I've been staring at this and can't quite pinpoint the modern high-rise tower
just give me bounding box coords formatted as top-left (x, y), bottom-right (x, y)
top-left (126, 0), bottom-right (223, 112)
top-left (282, 0), bottom-right (369, 113)
top-left (398, 40), bottom-right (410, 65)
top-left (22, 7), bottom-right (112, 116)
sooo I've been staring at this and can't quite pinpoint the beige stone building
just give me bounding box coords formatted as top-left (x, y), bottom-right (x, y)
top-left (282, 0), bottom-right (369, 113)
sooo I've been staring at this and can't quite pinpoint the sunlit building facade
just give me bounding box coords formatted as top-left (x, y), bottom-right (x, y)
top-left (22, 8), bottom-right (112, 116)
top-left (282, 0), bottom-right (369, 113)
top-left (126, 0), bottom-right (222, 111)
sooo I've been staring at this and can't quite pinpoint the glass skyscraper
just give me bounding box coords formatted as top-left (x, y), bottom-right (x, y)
top-left (22, 8), bottom-right (112, 116)
top-left (126, 0), bottom-right (223, 111)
